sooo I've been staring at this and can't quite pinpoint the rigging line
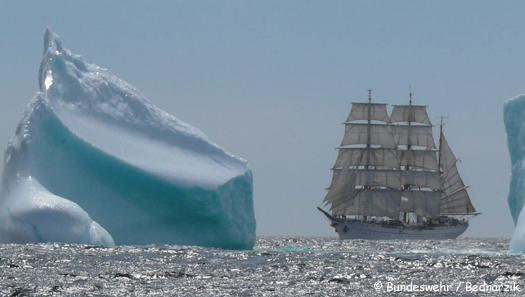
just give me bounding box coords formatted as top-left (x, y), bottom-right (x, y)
top-left (440, 186), bottom-right (470, 199)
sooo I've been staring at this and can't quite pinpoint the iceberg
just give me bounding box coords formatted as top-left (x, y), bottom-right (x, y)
top-left (0, 28), bottom-right (256, 249)
top-left (504, 95), bottom-right (525, 251)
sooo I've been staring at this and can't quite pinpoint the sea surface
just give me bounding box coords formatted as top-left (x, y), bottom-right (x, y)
top-left (0, 237), bottom-right (523, 296)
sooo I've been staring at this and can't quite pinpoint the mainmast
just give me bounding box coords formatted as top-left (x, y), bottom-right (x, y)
top-left (403, 89), bottom-right (413, 223)
top-left (406, 88), bottom-right (413, 152)
top-left (363, 88), bottom-right (372, 222)
top-left (365, 88), bottom-right (372, 169)
top-left (391, 90), bottom-right (441, 220)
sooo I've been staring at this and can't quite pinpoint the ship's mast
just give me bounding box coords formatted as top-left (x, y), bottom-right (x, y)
top-left (437, 115), bottom-right (447, 173)
top-left (363, 88), bottom-right (372, 222)
top-left (402, 88), bottom-right (413, 223)
top-left (407, 87), bottom-right (413, 151)
top-left (366, 88), bottom-right (372, 156)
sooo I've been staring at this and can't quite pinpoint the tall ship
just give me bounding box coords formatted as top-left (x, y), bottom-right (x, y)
top-left (318, 89), bottom-right (480, 240)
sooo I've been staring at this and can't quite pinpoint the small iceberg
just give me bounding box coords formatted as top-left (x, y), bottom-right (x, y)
top-left (504, 95), bottom-right (525, 252)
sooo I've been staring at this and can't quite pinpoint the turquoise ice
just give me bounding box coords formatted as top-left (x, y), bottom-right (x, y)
top-left (0, 29), bottom-right (255, 249)
top-left (504, 95), bottom-right (525, 251)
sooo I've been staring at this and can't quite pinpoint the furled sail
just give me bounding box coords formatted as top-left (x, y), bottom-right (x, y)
top-left (346, 102), bottom-right (391, 123)
top-left (439, 132), bottom-right (477, 213)
top-left (341, 123), bottom-right (396, 147)
top-left (390, 105), bottom-right (432, 125)
top-left (393, 125), bottom-right (436, 148)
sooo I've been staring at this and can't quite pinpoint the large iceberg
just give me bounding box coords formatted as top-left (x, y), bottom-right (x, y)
top-left (0, 28), bottom-right (255, 249)
top-left (504, 95), bottom-right (525, 251)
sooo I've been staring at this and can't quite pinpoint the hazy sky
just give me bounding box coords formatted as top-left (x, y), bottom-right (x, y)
top-left (0, 1), bottom-right (523, 238)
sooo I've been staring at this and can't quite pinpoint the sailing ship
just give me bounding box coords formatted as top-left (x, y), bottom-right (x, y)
top-left (318, 89), bottom-right (480, 240)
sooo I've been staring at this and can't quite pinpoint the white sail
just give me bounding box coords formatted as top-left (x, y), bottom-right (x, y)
top-left (390, 105), bottom-right (432, 125)
top-left (324, 157), bottom-right (357, 205)
top-left (333, 148), bottom-right (399, 169)
top-left (332, 168), bottom-right (442, 190)
top-left (440, 189), bottom-right (477, 214)
top-left (440, 133), bottom-right (464, 193)
top-left (332, 189), bottom-right (401, 219)
top-left (341, 123), bottom-right (396, 147)
top-left (401, 171), bottom-right (442, 190)
top-left (393, 125), bottom-right (436, 148)
top-left (442, 164), bottom-right (465, 193)
top-left (399, 191), bottom-right (440, 218)
top-left (331, 169), bottom-right (402, 189)
top-left (399, 149), bottom-right (439, 171)
top-left (439, 133), bottom-right (477, 213)
top-left (346, 102), bottom-right (390, 123)
top-left (327, 168), bottom-right (350, 193)
top-left (356, 169), bottom-right (402, 188)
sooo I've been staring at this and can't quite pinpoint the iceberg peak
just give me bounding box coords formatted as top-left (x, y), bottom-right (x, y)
top-left (0, 29), bottom-right (256, 249)
top-left (40, 28), bottom-right (64, 91)
top-left (39, 28), bottom-right (89, 97)
top-left (43, 27), bottom-right (63, 55)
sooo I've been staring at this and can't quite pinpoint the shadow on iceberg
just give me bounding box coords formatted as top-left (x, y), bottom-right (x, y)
top-left (0, 28), bottom-right (255, 250)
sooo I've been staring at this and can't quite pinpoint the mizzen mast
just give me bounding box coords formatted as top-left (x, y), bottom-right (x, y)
top-left (438, 117), bottom-right (479, 216)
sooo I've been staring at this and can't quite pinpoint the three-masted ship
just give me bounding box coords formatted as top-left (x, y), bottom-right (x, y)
top-left (318, 90), bottom-right (480, 240)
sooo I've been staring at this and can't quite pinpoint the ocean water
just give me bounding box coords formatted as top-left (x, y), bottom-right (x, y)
top-left (0, 237), bottom-right (523, 296)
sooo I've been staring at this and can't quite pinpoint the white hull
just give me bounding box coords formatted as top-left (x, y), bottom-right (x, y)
top-left (329, 217), bottom-right (467, 240)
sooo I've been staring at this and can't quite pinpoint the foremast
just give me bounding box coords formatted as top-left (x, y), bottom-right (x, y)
top-left (323, 89), bottom-right (400, 219)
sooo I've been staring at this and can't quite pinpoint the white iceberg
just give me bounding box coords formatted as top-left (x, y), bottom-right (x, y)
top-left (0, 28), bottom-right (255, 249)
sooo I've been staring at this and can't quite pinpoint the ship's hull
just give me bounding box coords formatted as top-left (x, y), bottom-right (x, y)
top-left (330, 218), bottom-right (468, 240)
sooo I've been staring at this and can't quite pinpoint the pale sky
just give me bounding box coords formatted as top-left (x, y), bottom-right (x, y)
top-left (1, 1), bottom-right (523, 238)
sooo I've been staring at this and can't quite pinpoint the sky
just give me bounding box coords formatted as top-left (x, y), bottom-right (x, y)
top-left (0, 1), bottom-right (523, 238)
